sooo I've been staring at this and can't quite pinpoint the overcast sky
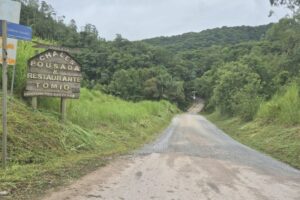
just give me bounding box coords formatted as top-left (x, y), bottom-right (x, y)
top-left (45, 0), bottom-right (289, 41)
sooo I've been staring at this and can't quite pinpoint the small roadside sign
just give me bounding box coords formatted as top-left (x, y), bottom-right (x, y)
top-left (0, 20), bottom-right (32, 41)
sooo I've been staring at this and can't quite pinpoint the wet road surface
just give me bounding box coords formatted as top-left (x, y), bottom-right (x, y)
top-left (43, 113), bottom-right (300, 200)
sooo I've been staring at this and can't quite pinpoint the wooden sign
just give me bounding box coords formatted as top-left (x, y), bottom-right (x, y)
top-left (24, 49), bottom-right (82, 99)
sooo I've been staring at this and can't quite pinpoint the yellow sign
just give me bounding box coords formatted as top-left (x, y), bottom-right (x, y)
top-left (0, 0), bottom-right (21, 65)
top-left (0, 37), bottom-right (17, 65)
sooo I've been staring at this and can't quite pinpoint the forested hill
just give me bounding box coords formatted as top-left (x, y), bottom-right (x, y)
top-left (12, 0), bottom-right (300, 113)
top-left (143, 24), bottom-right (272, 52)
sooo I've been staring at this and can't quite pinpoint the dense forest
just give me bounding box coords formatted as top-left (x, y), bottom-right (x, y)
top-left (11, 0), bottom-right (300, 119)
top-left (143, 24), bottom-right (272, 52)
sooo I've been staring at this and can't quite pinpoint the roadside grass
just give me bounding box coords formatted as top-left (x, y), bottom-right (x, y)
top-left (206, 112), bottom-right (300, 169)
top-left (1, 153), bottom-right (109, 200)
top-left (0, 90), bottom-right (178, 199)
top-left (257, 83), bottom-right (300, 125)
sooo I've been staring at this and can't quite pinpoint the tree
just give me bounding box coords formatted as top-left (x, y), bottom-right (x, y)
top-left (270, 0), bottom-right (300, 9)
top-left (28, 0), bottom-right (39, 9)
top-left (212, 62), bottom-right (262, 118)
top-left (84, 24), bottom-right (98, 37)
top-left (143, 78), bottom-right (160, 99)
top-left (69, 19), bottom-right (77, 31)
top-left (113, 34), bottom-right (130, 48)
top-left (40, 1), bottom-right (55, 18)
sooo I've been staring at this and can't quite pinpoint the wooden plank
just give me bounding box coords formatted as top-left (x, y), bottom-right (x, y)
top-left (25, 87), bottom-right (80, 95)
top-left (24, 91), bottom-right (80, 99)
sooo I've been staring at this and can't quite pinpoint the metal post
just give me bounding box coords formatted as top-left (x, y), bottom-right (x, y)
top-left (2, 20), bottom-right (8, 168)
top-left (60, 98), bottom-right (67, 122)
top-left (10, 64), bottom-right (16, 96)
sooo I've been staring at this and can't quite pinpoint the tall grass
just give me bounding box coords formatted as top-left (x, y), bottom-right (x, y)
top-left (68, 88), bottom-right (176, 129)
top-left (257, 83), bottom-right (300, 125)
top-left (12, 41), bottom-right (36, 94)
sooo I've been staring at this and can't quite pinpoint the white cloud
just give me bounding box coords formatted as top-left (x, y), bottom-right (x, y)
top-left (45, 0), bottom-right (290, 40)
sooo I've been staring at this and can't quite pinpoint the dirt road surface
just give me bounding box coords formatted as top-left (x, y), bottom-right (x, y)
top-left (43, 105), bottom-right (300, 200)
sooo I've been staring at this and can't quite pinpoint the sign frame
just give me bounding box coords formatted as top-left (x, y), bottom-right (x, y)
top-left (0, 20), bottom-right (32, 41)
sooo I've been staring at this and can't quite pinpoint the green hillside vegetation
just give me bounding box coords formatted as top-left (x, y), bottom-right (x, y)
top-left (258, 83), bottom-right (300, 125)
top-left (207, 112), bottom-right (300, 169)
top-left (193, 16), bottom-right (300, 116)
top-left (13, 0), bottom-right (300, 117)
top-left (201, 15), bottom-right (300, 169)
top-left (143, 25), bottom-right (272, 52)
top-left (207, 85), bottom-right (300, 168)
top-left (11, 0), bottom-right (277, 109)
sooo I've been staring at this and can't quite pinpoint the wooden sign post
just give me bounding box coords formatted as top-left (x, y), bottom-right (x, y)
top-left (60, 98), bottom-right (67, 122)
top-left (24, 49), bottom-right (82, 122)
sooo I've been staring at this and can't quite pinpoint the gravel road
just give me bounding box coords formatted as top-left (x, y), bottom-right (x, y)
top-left (43, 108), bottom-right (300, 200)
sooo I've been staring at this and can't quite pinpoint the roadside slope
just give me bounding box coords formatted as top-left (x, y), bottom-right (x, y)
top-left (0, 90), bottom-right (178, 199)
top-left (207, 113), bottom-right (300, 169)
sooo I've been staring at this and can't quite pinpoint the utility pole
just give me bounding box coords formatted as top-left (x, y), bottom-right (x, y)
top-left (2, 20), bottom-right (8, 168)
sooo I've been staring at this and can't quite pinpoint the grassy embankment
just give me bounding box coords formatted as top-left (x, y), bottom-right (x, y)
top-left (0, 41), bottom-right (179, 199)
top-left (206, 83), bottom-right (300, 169)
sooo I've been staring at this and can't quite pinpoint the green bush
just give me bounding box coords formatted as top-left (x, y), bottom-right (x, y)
top-left (232, 88), bottom-right (262, 121)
